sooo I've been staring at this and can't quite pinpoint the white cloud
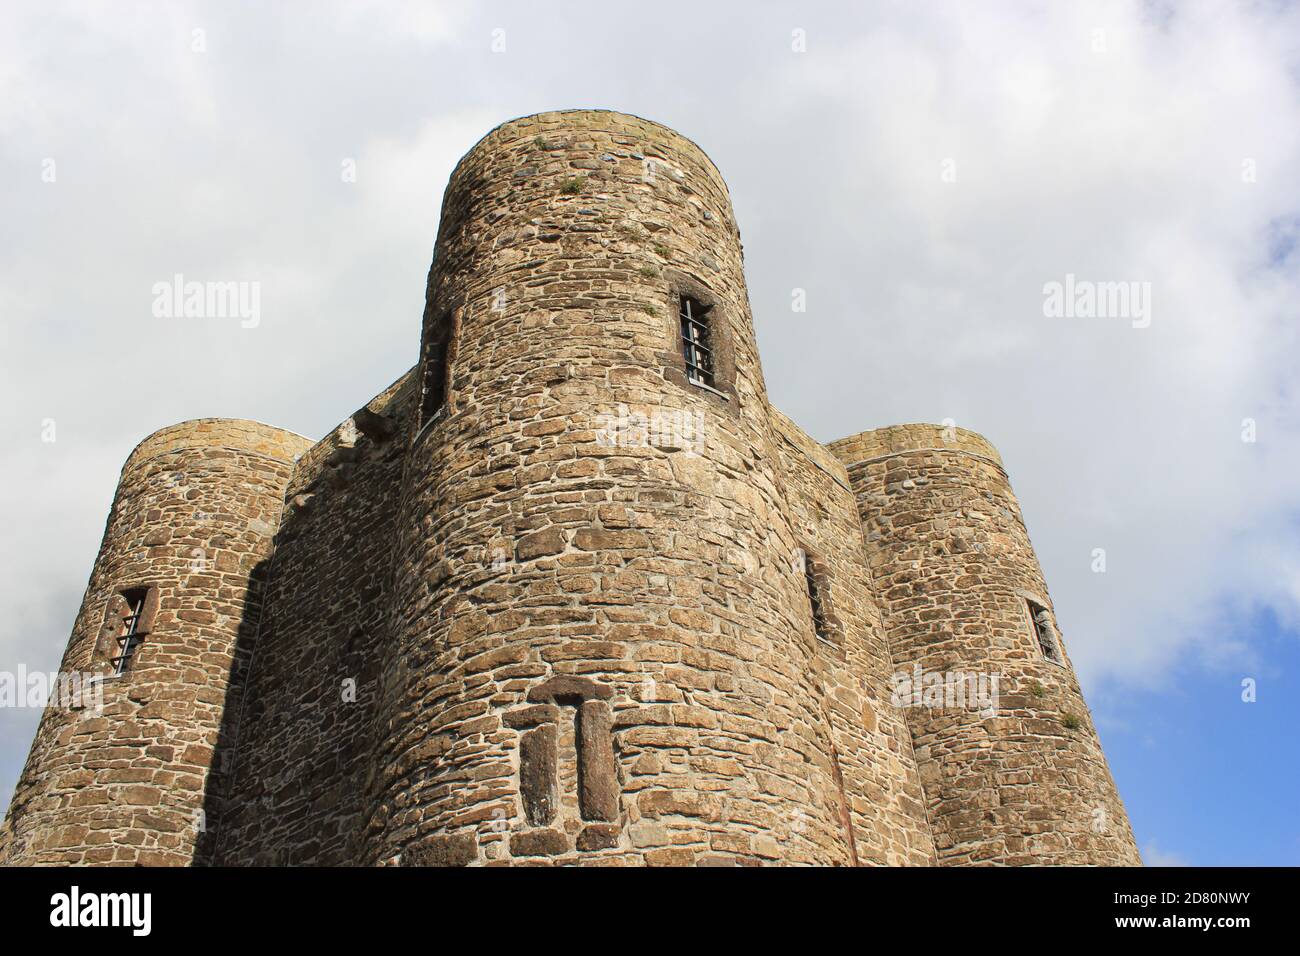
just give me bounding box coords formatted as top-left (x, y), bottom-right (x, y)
top-left (734, 0), bottom-right (1300, 686)
top-left (1142, 840), bottom-right (1191, 867)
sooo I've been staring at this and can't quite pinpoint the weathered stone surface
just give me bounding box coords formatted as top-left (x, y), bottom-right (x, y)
top-left (504, 704), bottom-right (560, 729)
top-left (405, 831), bottom-right (477, 867)
top-left (576, 823), bottom-right (621, 851)
top-left (509, 828), bottom-right (568, 858)
top-left (577, 701), bottom-right (619, 823)
top-left (515, 528), bottom-right (566, 561)
top-left (519, 724), bottom-right (558, 827)
top-left (526, 675), bottom-right (612, 703)
top-left (351, 407), bottom-right (397, 442)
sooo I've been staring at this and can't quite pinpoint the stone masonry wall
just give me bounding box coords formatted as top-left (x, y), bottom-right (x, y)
top-left (767, 410), bottom-right (936, 865)
top-left (1, 420), bottom-right (309, 865)
top-left (212, 376), bottom-right (414, 865)
top-left (830, 424), bottom-right (1141, 865)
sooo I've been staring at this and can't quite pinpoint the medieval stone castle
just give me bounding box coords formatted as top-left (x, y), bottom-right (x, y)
top-left (1, 111), bottom-right (1139, 866)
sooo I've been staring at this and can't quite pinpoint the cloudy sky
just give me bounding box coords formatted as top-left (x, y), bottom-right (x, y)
top-left (2, 0), bottom-right (1298, 865)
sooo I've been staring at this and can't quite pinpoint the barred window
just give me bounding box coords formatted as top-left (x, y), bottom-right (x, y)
top-left (419, 311), bottom-right (453, 426)
top-left (1028, 600), bottom-right (1062, 663)
top-left (112, 588), bottom-right (149, 675)
top-left (678, 296), bottom-right (715, 389)
top-left (799, 548), bottom-right (835, 644)
top-left (805, 562), bottom-right (829, 640)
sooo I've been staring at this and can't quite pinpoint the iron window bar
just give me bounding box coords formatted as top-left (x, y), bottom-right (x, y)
top-left (111, 594), bottom-right (147, 676)
top-left (679, 297), bottom-right (715, 388)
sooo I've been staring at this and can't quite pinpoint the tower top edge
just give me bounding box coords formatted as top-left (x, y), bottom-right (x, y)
top-left (827, 422), bottom-right (1004, 469)
top-left (451, 108), bottom-right (730, 188)
top-left (123, 418), bottom-right (315, 472)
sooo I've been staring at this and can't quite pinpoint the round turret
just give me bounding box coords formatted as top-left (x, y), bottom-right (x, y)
top-left (1, 419), bottom-right (309, 865)
top-left (366, 110), bottom-right (861, 865)
top-left (830, 423), bottom-right (1141, 865)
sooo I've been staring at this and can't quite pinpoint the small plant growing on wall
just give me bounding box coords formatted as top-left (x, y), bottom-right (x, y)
top-left (1061, 712), bottom-right (1082, 731)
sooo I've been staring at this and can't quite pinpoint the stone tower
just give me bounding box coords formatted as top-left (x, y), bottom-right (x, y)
top-left (1, 110), bottom-right (1140, 867)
